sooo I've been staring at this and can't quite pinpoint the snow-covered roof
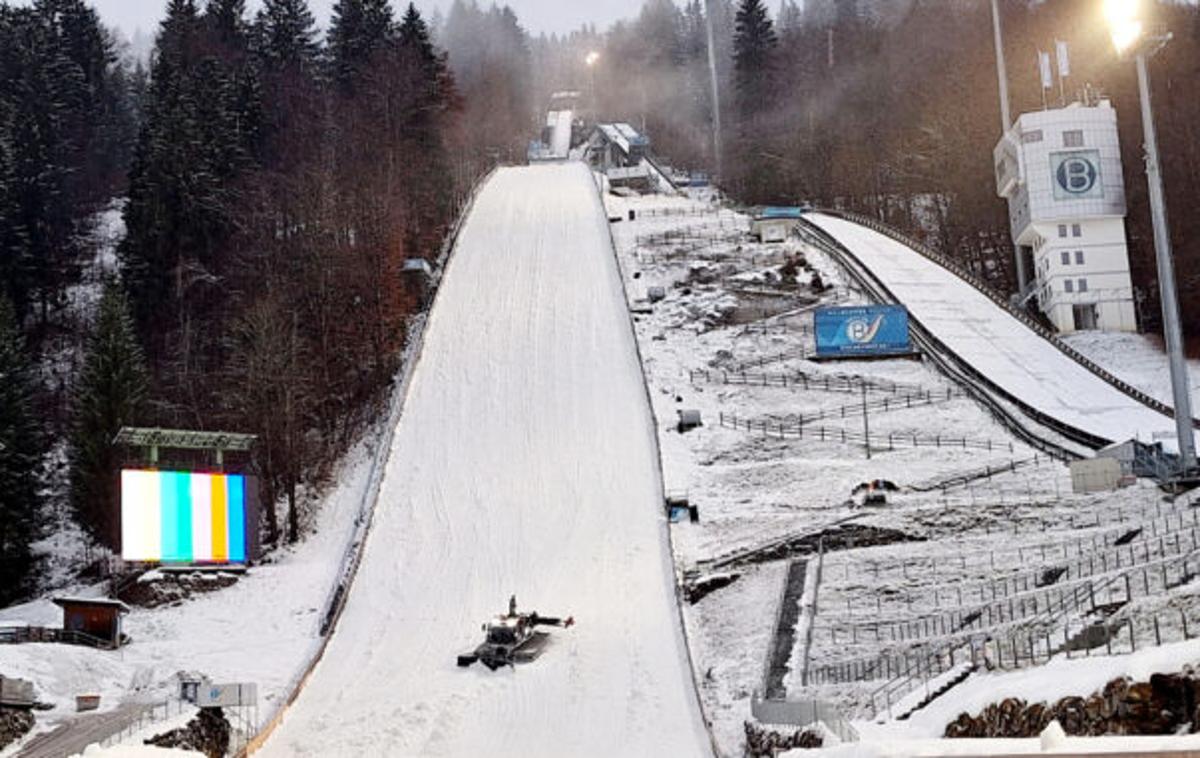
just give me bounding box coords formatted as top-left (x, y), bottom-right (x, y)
top-left (755, 207), bottom-right (804, 220)
top-left (53, 597), bottom-right (131, 613)
top-left (595, 123), bottom-right (650, 156)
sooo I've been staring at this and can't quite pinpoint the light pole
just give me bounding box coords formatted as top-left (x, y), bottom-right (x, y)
top-left (1105, 0), bottom-right (1196, 474)
top-left (585, 51), bottom-right (600, 118)
top-left (703, 0), bottom-right (723, 184)
top-left (990, 0), bottom-right (1013, 133)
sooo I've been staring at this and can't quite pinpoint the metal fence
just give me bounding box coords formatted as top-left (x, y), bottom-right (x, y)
top-left (860, 600), bottom-right (1200, 722)
top-left (689, 368), bottom-right (936, 397)
top-left (809, 542), bottom-right (1200, 719)
top-left (0, 625), bottom-right (117, 650)
top-left (719, 412), bottom-right (1017, 454)
top-left (764, 388), bottom-right (965, 427)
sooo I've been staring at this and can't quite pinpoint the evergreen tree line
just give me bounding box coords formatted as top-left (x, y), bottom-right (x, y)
top-left (0, 0), bottom-right (143, 605)
top-left (117, 0), bottom-right (459, 549)
top-left (0, 0), bottom-right (141, 330)
top-left (572, 0), bottom-right (1200, 336)
top-left (0, 0), bottom-right (466, 603)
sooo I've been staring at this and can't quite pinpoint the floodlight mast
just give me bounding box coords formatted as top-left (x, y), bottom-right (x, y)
top-left (1104, 0), bottom-right (1196, 475)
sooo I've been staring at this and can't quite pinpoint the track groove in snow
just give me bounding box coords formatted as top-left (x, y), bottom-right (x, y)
top-left (260, 164), bottom-right (710, 757)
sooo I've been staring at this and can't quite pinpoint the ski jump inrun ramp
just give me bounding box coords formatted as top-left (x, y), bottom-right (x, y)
top-left (807, 213), bottom-right (1191, 455)
top-left (260, 164), bottom-right (711, 757)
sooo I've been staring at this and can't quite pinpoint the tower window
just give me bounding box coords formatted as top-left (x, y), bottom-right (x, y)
top-left (1079, 279), bottom-right (1088, 292)
top-left (1076, 250), bottom-right (1085, 265)
top-left (1072, 224), bottom-right (1082, 237)
top-left (1061, 251), bottom-right (1071, 265)
top-left (1065, 280), bottom-right (1075, 293)
top-left (1058, 225), bottom-right (1068, 238)
top-left (1064, 130), bottom-right (1085, 147)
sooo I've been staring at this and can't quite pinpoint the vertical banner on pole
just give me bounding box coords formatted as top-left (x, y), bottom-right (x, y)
top-left (1056, 40), bottom-right (1070, 77)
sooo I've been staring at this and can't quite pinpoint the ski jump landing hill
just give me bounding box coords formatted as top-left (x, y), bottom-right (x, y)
top-left (803, 211), bottom-right (1192, 459)
top-left (259, 163), bottom-right (711, 757)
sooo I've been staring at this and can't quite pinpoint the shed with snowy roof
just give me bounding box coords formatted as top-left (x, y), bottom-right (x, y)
top-left (53, 597), bottom-right (130, 649)
top-left (752, 207), bottom-right (805, 243)
top-left (586, 123), bottom-right (650, 172)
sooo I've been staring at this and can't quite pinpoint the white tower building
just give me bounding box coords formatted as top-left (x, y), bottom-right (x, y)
top-left (994, 100), bottom-right (1138, 334)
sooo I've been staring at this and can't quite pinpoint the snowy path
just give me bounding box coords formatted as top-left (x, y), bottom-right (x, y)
top-left (808, 213), bottom-right (1189, 454)
top-left (260, 164), bottom-right (710, 757)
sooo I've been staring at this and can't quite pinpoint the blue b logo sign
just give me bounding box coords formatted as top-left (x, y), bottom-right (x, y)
top-left (1057, 157), bottom-right (1097, 194)
top-left (1052, 150), bottom-right (1102, 200)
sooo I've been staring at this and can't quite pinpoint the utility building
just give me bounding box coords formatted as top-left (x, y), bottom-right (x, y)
top-left (994, 100), bottom-right (1137, 334)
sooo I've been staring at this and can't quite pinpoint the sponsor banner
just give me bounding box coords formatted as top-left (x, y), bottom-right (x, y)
top-left (121, 470), bottom-right (248, 563)
top-left (815, 305), bottom-right (911, 358)
top-left (197, 682), bottom-right (258, 708)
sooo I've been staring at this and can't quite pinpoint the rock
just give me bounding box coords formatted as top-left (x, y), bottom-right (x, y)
top-left (945, 669), bottom-right (1200, 740)
top-left (146, 707), bottom-right (230, 758)
top-left (0, 708), bottom-right (35, 751)
top-left (743, 721), bottom-right (823, 756)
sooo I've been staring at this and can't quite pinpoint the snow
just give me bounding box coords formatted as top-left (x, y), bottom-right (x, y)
top-left (548, 109), bottom-right (573, 158)
top-left (1063, 331), bottom-right (1200, 412)
top-left (0, 440), bottom-right (376, 748)
top-left (800, 637), bottom-right (1200, 755)
top-left (76, 746), bottom-right (203, 757)
top-left (260, 164), bottom-right (710, 757)
top-left (599, 189), bottom-right (1200, 755)
top-left (806, 213), bottom-right (1190, 454)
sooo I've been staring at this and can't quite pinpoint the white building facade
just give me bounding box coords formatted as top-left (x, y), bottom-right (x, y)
top-left (995, 101), bottom-right (1138, 334)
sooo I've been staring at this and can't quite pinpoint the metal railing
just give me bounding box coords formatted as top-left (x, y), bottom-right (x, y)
top-left (0, 625), bottom-right (117, 650)
top-left (719, 411), bottom-right (1018, 454)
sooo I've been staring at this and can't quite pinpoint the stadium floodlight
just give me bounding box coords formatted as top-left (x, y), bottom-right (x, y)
top-left (1103, 0), bottom-right (1144, 54)
top-left (1103, 0), bottom-right (1195, 476)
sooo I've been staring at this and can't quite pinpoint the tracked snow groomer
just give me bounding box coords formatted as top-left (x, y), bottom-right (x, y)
top-left (457, 596), bottom-right (574, 670)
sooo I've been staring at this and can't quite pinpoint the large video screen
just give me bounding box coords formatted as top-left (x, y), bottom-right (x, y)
top-left (121, 470), bottom-right (248, 563)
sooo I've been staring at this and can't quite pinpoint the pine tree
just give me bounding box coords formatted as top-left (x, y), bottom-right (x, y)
top-left (329, 0), bottom-right (394, 93)
top-left (69, 282), bottom-right (148, 551)
top-left (0, 296), bottom-right (45, 605)
top-left (256, 0), bottom-right (319, 67)
top-left (206, 0), bottom-right (247, 46)
top-left (733, 0), bottom-right (776, 120)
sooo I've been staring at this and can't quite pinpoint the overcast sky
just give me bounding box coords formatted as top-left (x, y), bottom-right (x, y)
top-left (51, 0), bottom-right (646, 38)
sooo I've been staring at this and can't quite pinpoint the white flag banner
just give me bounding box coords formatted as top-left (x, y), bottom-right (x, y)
top-left (1056, 40), bottom-right (1071, 78)
top-left (1039, 51), bottom-right (1053, 90)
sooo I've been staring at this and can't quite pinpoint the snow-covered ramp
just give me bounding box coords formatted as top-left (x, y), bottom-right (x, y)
top-left (807, 212), bottom-right (1187, 453)
top-left (260, 164), bottom-right (710, 757)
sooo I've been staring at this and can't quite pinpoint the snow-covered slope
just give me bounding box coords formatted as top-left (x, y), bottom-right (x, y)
top-left (260, 164), bottom-right (710, 757)
top-left (808, 213), bottom-right (1189, 453)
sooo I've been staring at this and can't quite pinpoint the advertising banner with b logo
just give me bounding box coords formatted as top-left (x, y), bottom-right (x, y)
top-left (1051, 150), bottom-right (1103, 201)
